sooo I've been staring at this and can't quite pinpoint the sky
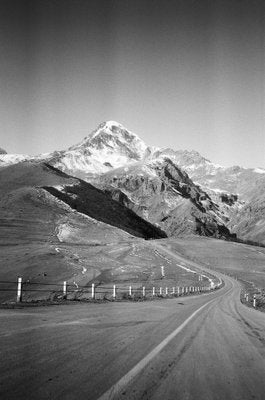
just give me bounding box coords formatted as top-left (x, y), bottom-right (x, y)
top-left (0, 0), bottom-right (264, 168)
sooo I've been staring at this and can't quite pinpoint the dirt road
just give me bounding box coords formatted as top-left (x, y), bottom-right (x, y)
top-left (1, 253), bottom-right (265, 399)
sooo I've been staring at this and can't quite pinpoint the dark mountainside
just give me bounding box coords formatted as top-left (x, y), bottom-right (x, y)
top-left (0, 161), bottom-right (166, 241)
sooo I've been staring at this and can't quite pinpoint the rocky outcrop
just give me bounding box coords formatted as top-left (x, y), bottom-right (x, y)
top-left (97, 158), bottom-right (235, 240)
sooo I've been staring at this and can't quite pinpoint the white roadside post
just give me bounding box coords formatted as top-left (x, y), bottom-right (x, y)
top-left (161, 266), bottom-right (165, 278)
top-left (63, 281), bottom-right (67, 298)
top-left (17, 277), bottom-right (22, 303)
top-left (177, 287), bottom-right (180, 296)
top-left (129, 286), bottom-right (132, 297)
top-left (246, 293), bottom-right (249, 302)
top-left (152, 287), bottom-right (155, 296)
top-left (113, 285), bottom-right (116, 300)
top-left (159, 287), bottom-right (162, 296)
top-left (172, 287), bottom-right (175, 295)
top-left (142, 286), bottom-right (145, 298)
top-left (91, 283), bottom-right (95, 299)
top-left (253, 295), bottom-right (256, 308)
top-left (165, 287), bottom-right (168, 296)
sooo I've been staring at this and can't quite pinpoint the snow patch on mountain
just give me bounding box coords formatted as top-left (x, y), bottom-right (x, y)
top-left (0, 153), bottom-right (31, 166)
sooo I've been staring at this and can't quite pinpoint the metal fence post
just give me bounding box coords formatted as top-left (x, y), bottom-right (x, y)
top-left (17, 277), bottom-right (22, 302)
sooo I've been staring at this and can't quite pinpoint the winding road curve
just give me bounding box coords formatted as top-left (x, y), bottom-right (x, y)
top-left (1, 245), bottom-right (265, 400)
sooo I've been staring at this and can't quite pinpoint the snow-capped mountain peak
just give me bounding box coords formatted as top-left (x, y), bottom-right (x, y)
top-left (69, 121), bottom-right (147, 154)
top-left (46, 121), bottom-right (148, 177)
top-left (90, 121), bottom-right (129, 138)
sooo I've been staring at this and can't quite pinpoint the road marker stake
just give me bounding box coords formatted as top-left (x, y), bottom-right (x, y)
top-left (17, 277), bottom-right (22, 302)
top-left (92, 283), bottom-right (95, 299)
top-left (63, 281), bottom-right (67, 298)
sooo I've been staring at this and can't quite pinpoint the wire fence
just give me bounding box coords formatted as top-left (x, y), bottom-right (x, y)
top-left (0, 277), bottom-right (221, 303)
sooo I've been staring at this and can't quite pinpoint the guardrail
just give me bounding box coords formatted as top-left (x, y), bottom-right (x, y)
top-left (0, 277), bottom-right (218, 303)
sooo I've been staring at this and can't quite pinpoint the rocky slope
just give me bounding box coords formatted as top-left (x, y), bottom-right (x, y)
top-left (96, 156), bottom-right (233, 239)
top-left (153, 148), bottom-right (265, 244)
top-left (0, 161), bottom-right (166, 240)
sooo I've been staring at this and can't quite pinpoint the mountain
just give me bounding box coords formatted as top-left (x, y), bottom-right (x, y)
top-left (0, 147), bottom-right (7, 154)
top-left (0, 152), bottom-right (31, 167)
top-left (154, 148), bottom-right (265, 244)
top-left (96, 156), bottom-right (233, 239)
top-left (45, 121), bottom-right (151, 180)
top-left (156, 148), bottom-right (265, 200)
top-left (1, 121), bottom-right (264, 244)
top-left (41, 121), bottom-right (235, 239)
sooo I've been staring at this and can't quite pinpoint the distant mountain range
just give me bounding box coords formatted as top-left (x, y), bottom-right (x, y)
top-left (1, 121), bottom-right (265, 244)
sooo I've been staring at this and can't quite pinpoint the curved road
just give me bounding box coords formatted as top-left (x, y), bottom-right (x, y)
top-left (1, 247), bottom-right (265, 400)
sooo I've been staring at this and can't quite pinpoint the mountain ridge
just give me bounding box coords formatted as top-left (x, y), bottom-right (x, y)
top-left (1, 120), bottom-right (264, 243)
